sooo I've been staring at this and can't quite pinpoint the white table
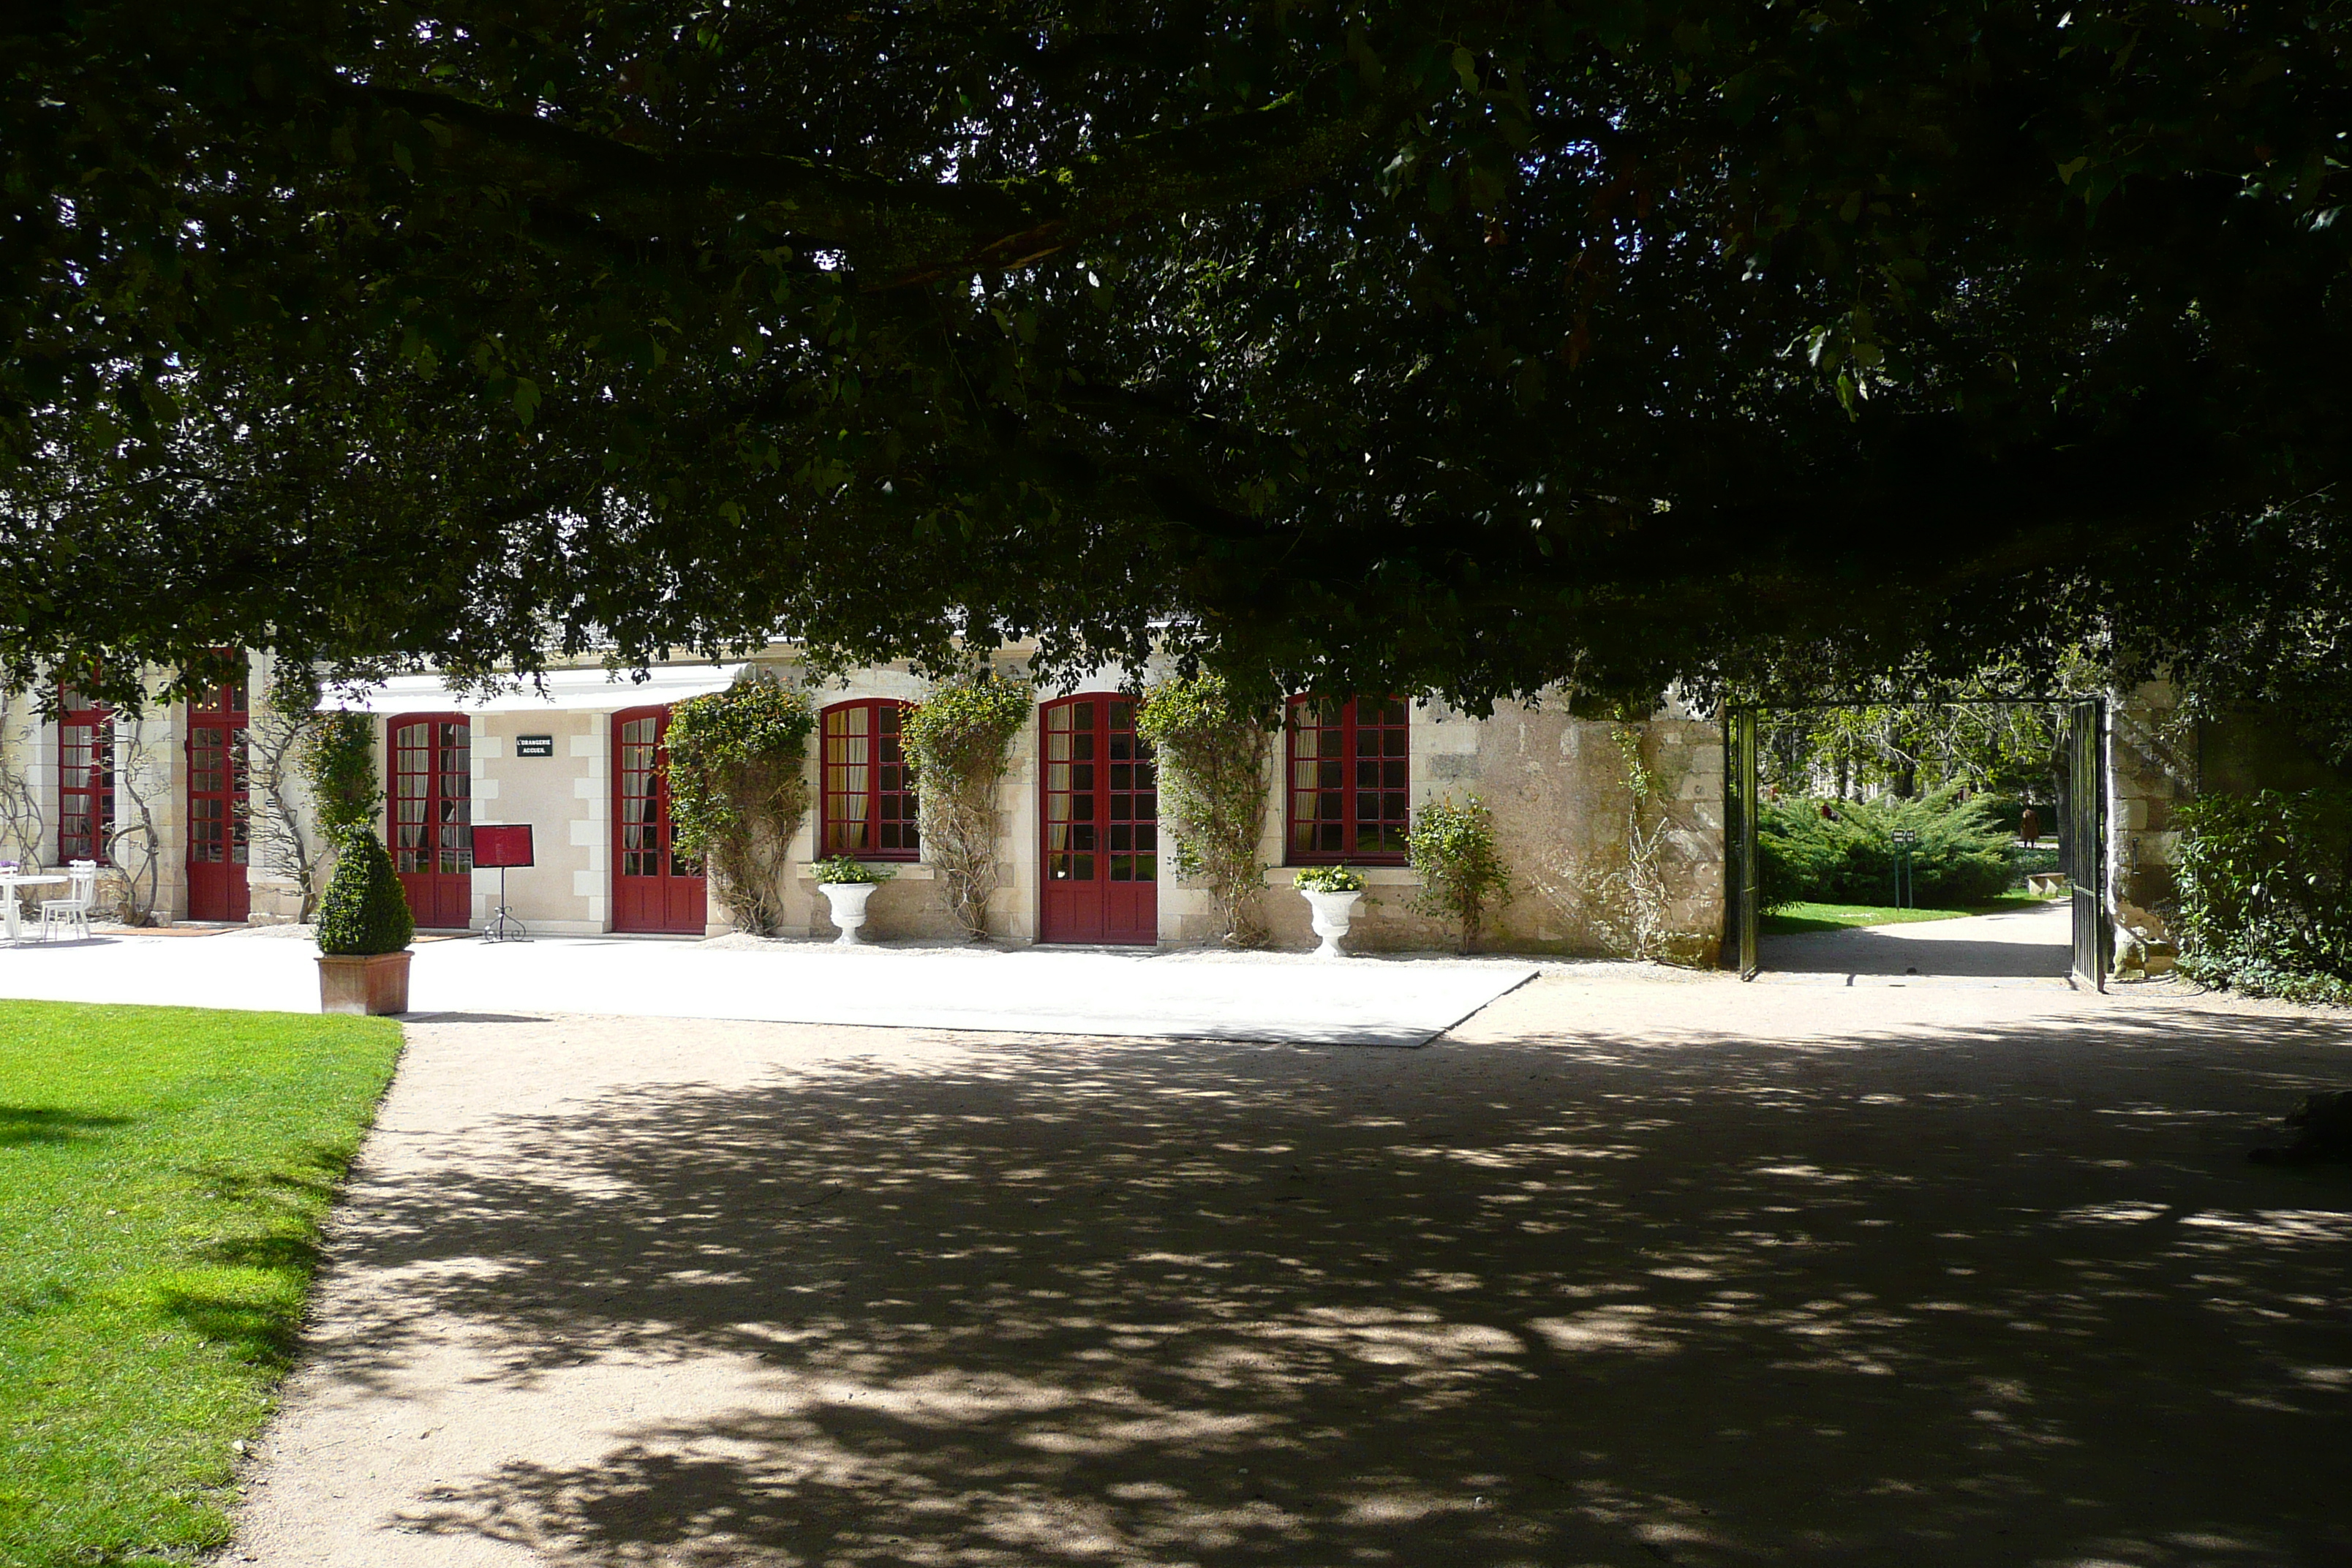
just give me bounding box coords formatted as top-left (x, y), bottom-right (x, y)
top-left (0, 874), bottom-right (67, 941)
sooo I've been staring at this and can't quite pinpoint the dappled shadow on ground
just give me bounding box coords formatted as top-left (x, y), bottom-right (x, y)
top-left (0, 1105), bottom-right (129, 1146)
top-left (327, 1005), bottom-right (2351, 1567)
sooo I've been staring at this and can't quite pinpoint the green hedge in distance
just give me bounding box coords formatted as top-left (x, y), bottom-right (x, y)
top-left (1757, 788), bottom-right (2014, 911)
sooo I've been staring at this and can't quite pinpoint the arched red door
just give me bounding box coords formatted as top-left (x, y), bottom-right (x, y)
top-left (185, 675), bottom-right (249, 921)
top-left (1039, 696), bottom-right (1158, 945)
top-left (611, 706), bottom-right (706, 933)
top-left (390, 714), bottom-right (474, 928)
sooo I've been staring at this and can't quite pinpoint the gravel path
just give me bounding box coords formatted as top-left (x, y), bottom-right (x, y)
top-left (223, 971), bottom-right (2352, 1567)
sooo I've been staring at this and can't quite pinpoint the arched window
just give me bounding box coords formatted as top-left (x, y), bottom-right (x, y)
top-left (58, 683), bottom-right (113, 863)
top-left (1285, 696), bottom-right (1411, 865)
top-left (821, 700), bottom-right (919, 860)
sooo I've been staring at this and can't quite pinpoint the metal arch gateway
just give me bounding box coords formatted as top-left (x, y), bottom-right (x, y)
top-left (1722, 698), bottom-right (2109, 992)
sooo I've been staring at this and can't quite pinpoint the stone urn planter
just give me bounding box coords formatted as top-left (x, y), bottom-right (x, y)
top-left (318, 951), bottom-right (413, 1016)
top-left (1294, 867), bottom-right (1368, 958)
top-left (817, 881), bottom-right (877, 944)
top-left (1300, 889), bottom-right (1365, 957)
top-left (812, 857), bottom-right (894, 946)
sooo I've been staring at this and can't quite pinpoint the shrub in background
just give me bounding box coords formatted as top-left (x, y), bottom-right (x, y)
top-left (666, 674), bottom-right (815, 936)
top-left (313, 831), bottom-right (414, 955)
top-left (1757, 788), bottom-right (2013, 910)
top-left (2175, 788), bottom-right (2352, 1006)
top-left (1409, 794), bottom-right (1512, 953)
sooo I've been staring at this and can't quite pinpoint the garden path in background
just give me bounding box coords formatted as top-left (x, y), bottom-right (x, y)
top-left (1755, 895), bottom-right (2074, 984)
top-left (225, 971), bottom-right (2352, 1567)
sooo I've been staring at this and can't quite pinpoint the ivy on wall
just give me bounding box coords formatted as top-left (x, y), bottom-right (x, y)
top-left (1137, 673), bottom-right (1275, 948)
top-left (902, 668), bottom-right (1031, 940)
top-left (300, 709), bottom-right (381, 840)
top-left (666, 674), bottom-right (815, 936)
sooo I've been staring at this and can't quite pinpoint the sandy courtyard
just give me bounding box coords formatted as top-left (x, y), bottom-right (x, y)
top-left (224, 970), bottom-right (2352, 1567)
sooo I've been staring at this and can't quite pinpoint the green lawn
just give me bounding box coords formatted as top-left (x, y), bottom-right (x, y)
top-left (0, 1003), bottom-right (402, 1568)
top-left (1760, 892), bottom-right (2059, 935)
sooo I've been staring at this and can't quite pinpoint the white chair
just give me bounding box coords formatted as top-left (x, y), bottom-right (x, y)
top-left (39, 862), bottom-right (99, 942)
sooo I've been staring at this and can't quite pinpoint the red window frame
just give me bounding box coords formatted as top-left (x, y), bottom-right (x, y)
top-left (1284, 696), bottom-right (1411, 865)
top-left (821, 699), bottom-right (919, 861)
top-left (58, 682), bottom-right (113, 864)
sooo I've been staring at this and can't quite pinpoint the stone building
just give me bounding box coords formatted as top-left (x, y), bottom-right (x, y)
top-left (0, 647), bottom-right (1727, 962)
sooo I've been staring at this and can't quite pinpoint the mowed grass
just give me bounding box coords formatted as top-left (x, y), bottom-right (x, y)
top-left (0, 1002), bottom-right (402, 1567)
top-left (1760, 892), bottom-right (2059, 935)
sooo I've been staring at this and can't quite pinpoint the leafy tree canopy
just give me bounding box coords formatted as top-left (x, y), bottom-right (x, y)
top-left (4, 1), bottom-right (2351, 711)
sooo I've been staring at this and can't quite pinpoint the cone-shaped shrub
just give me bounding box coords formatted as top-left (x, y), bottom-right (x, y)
top-left (314, 830), bottom-right (416, 955)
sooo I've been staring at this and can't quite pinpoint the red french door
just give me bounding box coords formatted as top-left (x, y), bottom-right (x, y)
top-left (185, 675), bottom-right (249, 921)
top-left (611, 706), bottom-right (706, 933)
top-left (390, 715), bottom-right (474, 928)
top-left (1039, 696), bottom-right (1158, 945)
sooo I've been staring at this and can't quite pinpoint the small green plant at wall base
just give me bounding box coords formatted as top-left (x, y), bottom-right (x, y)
top-left (312, 831), bottom-right (414, 955)
top-left (903, 668), bottom-right (1033, 940)
top-left (811, 855), bottom-right (894, 885)
top-left (1408, 794), bottom-right (1512, 953)
top-left (666, 674), bottom-right (815, 937)
top-left (1293, 864), bottom-right (1365, 894)
top-left (1138, 674), bottom-right (1275, 947)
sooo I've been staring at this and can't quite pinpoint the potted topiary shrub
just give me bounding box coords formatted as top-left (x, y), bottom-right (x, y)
top-left (1293, 864), bottom-right (1368, 957)
top-left (811, 855), bottom-right (894, 946)
top-left (314, 829), bottom-right (417, 1014)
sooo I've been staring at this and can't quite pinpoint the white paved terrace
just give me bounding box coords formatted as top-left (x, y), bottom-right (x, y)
top-left (0, 928), bottom-right (1537, 1049)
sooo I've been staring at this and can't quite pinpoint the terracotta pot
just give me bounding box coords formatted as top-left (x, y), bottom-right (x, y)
top-left (1300, 888), bottom-right (1364, 958)
top-left (817, 881), bottom-right (878, 945)
top-left (317, 950), bottom-right (412, 1016)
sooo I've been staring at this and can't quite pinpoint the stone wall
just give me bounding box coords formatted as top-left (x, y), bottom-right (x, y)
top-left (2104, 681), bottom-right (2197, 976)
top-left (1177, 699), bottom-right (1723, 962)
top-left (2106, 679), bottom-right (2352, 979)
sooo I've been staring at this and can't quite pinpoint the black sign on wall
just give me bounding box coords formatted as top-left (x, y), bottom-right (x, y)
top-left (515, 734), bottom-right (556, 758)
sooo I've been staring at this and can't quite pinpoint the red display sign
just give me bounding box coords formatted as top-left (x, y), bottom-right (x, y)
top-left (471, 823), bottom-right (535, 869)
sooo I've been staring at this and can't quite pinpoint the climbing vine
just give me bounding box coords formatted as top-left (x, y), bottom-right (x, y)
top-left (1137, 673), bottom-right (1275, 947)
top-left (666, 674), bottom-right (815, 935)
top-left (1588, 723), bottom-right (1683, 962)
top-left (300, 709), bottom-right (382, 841)
top-left (902, 668), bottom-right (1031, 939)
